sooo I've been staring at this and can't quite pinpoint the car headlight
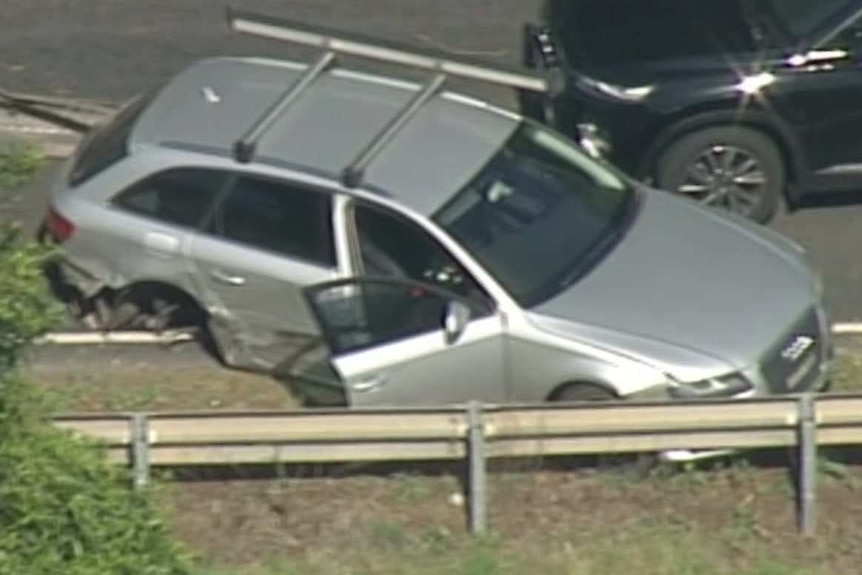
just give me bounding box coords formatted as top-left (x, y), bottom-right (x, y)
top-left (667, 372), bottom-right (753, 399)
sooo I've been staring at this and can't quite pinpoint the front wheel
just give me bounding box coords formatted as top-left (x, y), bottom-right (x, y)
top-left (551, 383), bottom-right (657, 477)
top-left (655, 126), bottom-right (784, 223)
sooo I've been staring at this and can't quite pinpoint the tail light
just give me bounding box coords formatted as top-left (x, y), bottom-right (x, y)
top-left (44, 206), bottom-right (75, 243)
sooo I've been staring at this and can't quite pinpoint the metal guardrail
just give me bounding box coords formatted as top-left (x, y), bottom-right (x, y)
top-left (0, 89), bottom-right (118, 158)
top-left (51, 393), bottom-right (862, 536)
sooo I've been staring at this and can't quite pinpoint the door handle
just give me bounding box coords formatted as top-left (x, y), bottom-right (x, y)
top-left (351, 374), bottom-right (387, 393)
top-left (210, 269), bottom-right (246, 286)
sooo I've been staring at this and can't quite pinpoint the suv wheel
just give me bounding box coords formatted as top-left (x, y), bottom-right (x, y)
top-left (656, 126), bottom-right (784, 223)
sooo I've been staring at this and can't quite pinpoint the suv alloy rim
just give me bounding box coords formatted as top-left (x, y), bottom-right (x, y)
top-left (676, 144), bottom-right (766, 217)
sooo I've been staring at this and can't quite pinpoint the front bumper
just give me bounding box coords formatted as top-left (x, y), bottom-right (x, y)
top-left (658, 305), bottom-right (832, 464)
top-left (658, 341), bottom-right (833, 464)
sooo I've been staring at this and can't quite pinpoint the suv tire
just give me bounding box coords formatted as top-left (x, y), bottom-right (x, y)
top-left (656, 126), bottom-right (784, 223)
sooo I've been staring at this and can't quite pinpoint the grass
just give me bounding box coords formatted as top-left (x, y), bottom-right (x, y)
top-left (160, 450), bottom-right (862, 575)
top-left (0, 142), bottom-right (44, 190)
top-left (186, 518), bottom-right (818, 575)
top-left (830, 338), bottom-right (862, 392)
top-left (23, 337), bottom-right (862, 414)
top-left (25, 357), bottom-right (296, 412)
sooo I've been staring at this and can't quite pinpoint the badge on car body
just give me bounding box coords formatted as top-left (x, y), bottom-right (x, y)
top-left (781, 335), bottom-right (815, 363)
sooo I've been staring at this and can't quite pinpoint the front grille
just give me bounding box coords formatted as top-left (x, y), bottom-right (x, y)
top-left (761, 308), bottom-right (823, 394)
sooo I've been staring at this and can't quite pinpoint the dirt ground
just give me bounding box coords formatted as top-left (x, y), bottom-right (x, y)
top-left (161, 453), bottom-right (862, 574)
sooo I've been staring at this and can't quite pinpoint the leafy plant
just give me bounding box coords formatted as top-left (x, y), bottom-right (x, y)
top-left (0, 225), bottom-right (59, 377)
top-left (0, 219), bottom-right (191, 575)
top-left (0, 143), bottom-right (44, 190)
top-left (0, 406), bottom-right (192, 575)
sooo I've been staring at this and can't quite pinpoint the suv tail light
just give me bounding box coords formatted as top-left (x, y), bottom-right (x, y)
top-left (45, 207), bottom-right (75, 243)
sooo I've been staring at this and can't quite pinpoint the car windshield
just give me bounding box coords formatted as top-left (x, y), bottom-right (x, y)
top-left (546, 0), bottom-right (759, 70)
top-left (546, 0), bottom-right (858, 70)
top-left (433, 122), bottom-right (634, 308)
top-left (760, 0), bottom-right (855, 41)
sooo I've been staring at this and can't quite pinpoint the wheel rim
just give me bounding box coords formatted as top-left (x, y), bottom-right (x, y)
top-left (675, 145), bottom-right (767, 217)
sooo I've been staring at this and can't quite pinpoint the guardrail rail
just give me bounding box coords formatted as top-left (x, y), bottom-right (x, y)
top-left (51, 392), bottom-right (862, 535)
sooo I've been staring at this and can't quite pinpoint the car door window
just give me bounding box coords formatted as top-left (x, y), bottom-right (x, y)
top-left (208, 175), bottom-right (336, 267)
top-left (307, 278), bottom-right (491, 355)
top-left (111, 167), bottom-right (226, 228)
top-left (353, 203), bottom-right (491, 307)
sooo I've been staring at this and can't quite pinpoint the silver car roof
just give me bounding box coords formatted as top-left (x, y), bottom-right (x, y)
top-left (130, 56), bottom-right (521, 215)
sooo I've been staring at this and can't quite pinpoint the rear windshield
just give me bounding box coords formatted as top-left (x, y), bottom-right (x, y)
top-left (68, 92), bottom-right (154, 187)
top-left (546, 0), bottom-right (759, 70)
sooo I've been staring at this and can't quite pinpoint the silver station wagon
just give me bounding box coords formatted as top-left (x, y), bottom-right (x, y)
top-left (42, 11), bottom-right (832, 421)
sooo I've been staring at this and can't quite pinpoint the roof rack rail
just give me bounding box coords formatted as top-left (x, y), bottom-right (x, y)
top-left (226, 7), bottom-right (548, 93)
top-left (342, 73), bottom-right (447, 188)
top-left (233, 50), bottom-right (336, 163)
top-left (226, 7), bottom-right (547, 185)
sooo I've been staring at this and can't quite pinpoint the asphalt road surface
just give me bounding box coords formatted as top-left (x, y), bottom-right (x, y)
top-left (0, 0), bottom-right (538, 104)
top-left (3, 0), bottom-right (862, 325)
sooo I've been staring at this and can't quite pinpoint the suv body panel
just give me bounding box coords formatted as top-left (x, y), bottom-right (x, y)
top-left (533, 0), bottom-right (862, 204)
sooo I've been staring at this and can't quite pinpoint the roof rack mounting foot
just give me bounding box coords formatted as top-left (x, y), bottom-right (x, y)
top-left (233, 50), bottom-right (337, 163)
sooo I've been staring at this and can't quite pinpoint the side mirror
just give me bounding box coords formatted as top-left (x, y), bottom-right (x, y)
top-left (443, 300), bottom-right (471, 344)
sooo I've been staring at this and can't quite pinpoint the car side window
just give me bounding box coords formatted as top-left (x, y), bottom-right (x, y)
top-left (208, 175), bottom-right (336, 267)
top-left (308, 278), bottom-right (490, 355)
top-left (111, 168), bottom-right (226, 229)
top-left (353, 203), bottom-right (492, 308)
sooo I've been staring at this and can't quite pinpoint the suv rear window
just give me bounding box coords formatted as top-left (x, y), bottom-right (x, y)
top-left (68, 92), bottom-right (155, 187)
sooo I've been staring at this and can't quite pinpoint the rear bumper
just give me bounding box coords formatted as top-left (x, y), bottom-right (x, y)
top-left (49, 256), bottom-right (105, 299)
top-left (38, 216), bottom-right (105, 300)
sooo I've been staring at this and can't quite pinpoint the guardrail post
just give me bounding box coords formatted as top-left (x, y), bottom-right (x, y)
top-left (467, 401), bottom-right (488, 534)
top-left (130, 413), bottom-right (150, 489)
top-left (797, 393), bottom-right (817, 536)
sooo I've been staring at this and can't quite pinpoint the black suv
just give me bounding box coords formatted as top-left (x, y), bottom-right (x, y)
top-left (521, 0), bottom-right (862, 222)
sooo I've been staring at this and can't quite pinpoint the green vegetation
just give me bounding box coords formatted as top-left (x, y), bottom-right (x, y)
top-left (187, 519), bottom-right (817, 575)
top-left (0, 142), bottom-right (44, 191)
top-left (0, 226), bottom-right (59, 374)
top-left (831, 341), bottom-right (862, 392)
top-left (28, 361), bottom-right (294, 413)
top-left (164, 453), bottom-right (861, 575)
top-left (0, 223), bottom-right (191, 575)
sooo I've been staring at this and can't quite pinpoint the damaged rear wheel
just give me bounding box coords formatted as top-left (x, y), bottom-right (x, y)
top-left (98, 284), bottom-right (204, 334)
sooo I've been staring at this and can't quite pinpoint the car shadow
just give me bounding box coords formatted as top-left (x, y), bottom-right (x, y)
top-left (792, 189), bottom-right (862, 212)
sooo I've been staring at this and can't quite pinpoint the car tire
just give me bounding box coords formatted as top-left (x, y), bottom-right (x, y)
top-left (551, 383), bottom-right (657, 477)
top-left (553, 383), bottom-right (617, 403)
top-left (655, 126), bottom-right (784, 223)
